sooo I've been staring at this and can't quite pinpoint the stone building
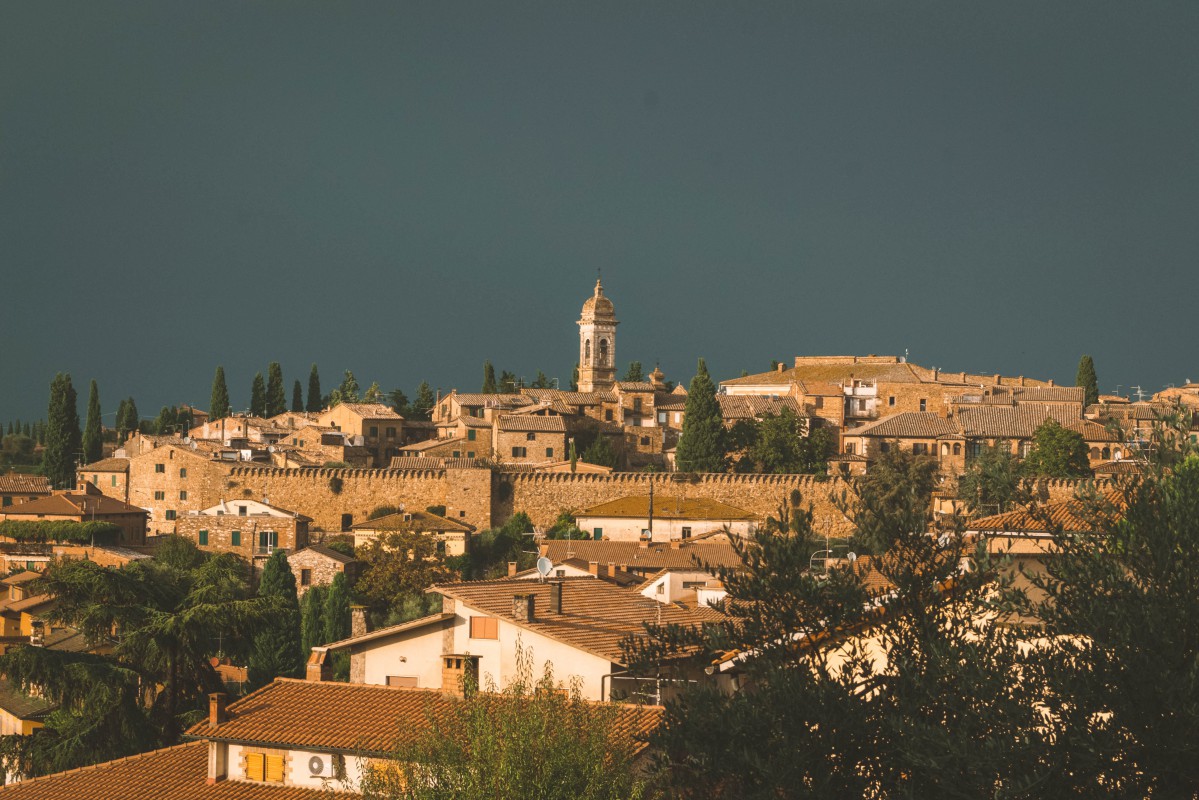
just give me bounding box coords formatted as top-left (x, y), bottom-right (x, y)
top-left (0, 490), bottom-right (148, 547)
top-left (176, 499), bottom-right (310, 570)
top-left (349, 508), bottom-right (475, 555)
top-left (288, 544), bottom-right (362, 596)
top-left (577, 278), bottom-right (618, 393)
top-left (315, 403), bottom-right (408, 467)
top-left (76, 458), bottom-right (130, 502)
top-left (574, 494), bottom-right (758, 542)
top-left (0, 475), bottom-right (51, 509)
top-left (493, 414), bottom-right (568, 463)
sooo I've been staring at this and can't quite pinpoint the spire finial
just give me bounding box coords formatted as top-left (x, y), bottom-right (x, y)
top-left (595, 268), bottom-right (603, 295)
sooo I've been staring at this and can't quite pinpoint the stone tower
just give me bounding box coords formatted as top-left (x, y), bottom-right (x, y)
top-left (577, 278), bottom-right (618, 393)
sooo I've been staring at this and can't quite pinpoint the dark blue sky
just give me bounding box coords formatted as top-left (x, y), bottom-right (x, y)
top-left (3, 2), bottom-right (1197, 421)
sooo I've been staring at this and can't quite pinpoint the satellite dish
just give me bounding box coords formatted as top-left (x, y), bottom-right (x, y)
top-left (846, 552), bottom-right (857, 563)
top-left (535, 557), bottom-right (553, 577)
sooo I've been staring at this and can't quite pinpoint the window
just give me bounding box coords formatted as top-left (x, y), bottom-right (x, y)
top-left (919, 399), bottom-right (927, 412)
top-left (511, 446), bottom-right (527, 458)
top-left (889, 396), bottom-right (896, 406)
top-left (912, 443), bottom-right (929, 455)
top-left (1102, 446), bottom-right (1111, 460)
top-left (179, 490), bottom-right (187, 501)
top-left (526, 432), bottom-right (536, 441)
top-left (681, 526), bottom-right (692, 539)
top-left (953, 443), bottom-right (961, 455)
top-left (845, 442), bottom-right (856, 454)
top-left (231, 530), bottom-right (241, 547)
top-left (467, 429), bottom-right (477, 441)
top-left (941, 443), bottom-right (949, 456)
top-left (545, 447), bottom-right (554, 457)
top-left (369, 425), bottom-right (379, 438)
top-left (387, 675), bottom-right (419, 688)
top-left (300, 569), bottom-right (312, 586)
top-left (1021, 441), bottom-right (1033, 458)
top-left (154, 463), bottom-right (165, 473)
top-left (633, 397), bottom-right (642, 412)
top-left (673, 412), bottom-right (682, 423)
top-left (658, 411), bottom-right (666, 424)
top-left (198, 530), bottom-right (209, 546)
top-left (657, 583), bottom-right (665, 595)
top-left (92, 475), bottom-right (98, 485)
top-left (593, 528), bottom-right (603, 540)
top-left (341, 513), bottom-right (353, 531)
top-left (585, 338), bottom-right (592, 365)
top-left (111, 475), bottom-right (117, 487)
top-left (245, 752), bottom-right (284, 783)
top-left (165, 510), bottom-right (176, 520)
top-left (25, 561), bottom-right (35, 571)
top-left (858, 399), bottom-right (866, 411)
top-left (813, 396), bottom-right (824, 409)
top-left (452, 451), bottom-right (461, 458)
top-left (154, 491), bottom-right (165, 500)
top-left (605, 410), bottom-right (614, 421)
top-left (470, 616), bottom-right (499, 639)
top-left (386, 426), bottom-right (396, 439)
top-left (259, 530), bottom-right (279, 551)
top-left (640, 436), bottom-right (650, 446)
top-left (599, 338), bottom-right (609, 365)
top-left (179, 468), bottom-right (187, 478)
top-left (467, 451), bottom-right (475, 458)
top-left (238, 505), bottom-right (247, 517)
top-left (1, 497), bottom-right (10, 508)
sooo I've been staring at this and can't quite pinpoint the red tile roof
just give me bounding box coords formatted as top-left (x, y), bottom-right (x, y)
top-left (0, 475), bottom-right (51, 495)
top-left (577, 495), bottom-right (755, 521)
top-left (540, 540), bottom-right (744, 572)
top-left (0, 741), bottom-right (329, 799)
top-left (0, 493), bottom-right (147, 518)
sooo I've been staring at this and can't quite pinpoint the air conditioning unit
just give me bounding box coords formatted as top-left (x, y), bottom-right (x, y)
top-left (307, 753), bottom-right (346, 780)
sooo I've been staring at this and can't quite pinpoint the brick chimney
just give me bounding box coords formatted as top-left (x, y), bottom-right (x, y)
top-left (588, 561), bottom-right (600, 576)
top-left (507, 561), bottom-right (518, 577)
top-left (549, 580), bottom-right (563, 614)
top-left (608, 562), bottom-right (617, 579)
top-left (441, 654), bottom-right (480, 698)
top-left (513, 593), bottom-right (535, 623)
top-left (306, 650), bottom-right (331, 682)
top-left (351, 605), bottom-right (369, 638)
top-left (209, 693), bottom-right (228, 728)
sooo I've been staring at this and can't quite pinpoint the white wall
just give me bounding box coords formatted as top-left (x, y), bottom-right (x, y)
top-left (576, 514), bottom-right (754, 542)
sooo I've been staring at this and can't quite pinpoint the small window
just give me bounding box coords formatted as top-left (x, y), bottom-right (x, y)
top-left (857, 399), bottom-right (866, 411)
top-left (593, 528), bottom-right (603, 539)
top-left (111, 475), bottom-right (117, 487)
top-left (605, 410), bottom-right (614, 421)
top-left (545, 447), bottom-right (554, 457)
top-left (24, 561), bottom-right (35, 571)
top-left (526, 432), bottom-right (536, 441)
top-left (154, 463), bottom-right (165, 473)
top-left (179, 468), bottom-right (187, 478)
top-left (888, 396), bottom-right (896, 406)
top-left (452, 451), bottom-right (461, 458)
top-left (386, 426), bottom-right (396, 439)
top-left (657, 583), bottom-right (665, 595)
top-left (913, 443), bottom-right (929, 455)
top-left (845, 442), bottom-right (856, 454)
top-left (154, 491), bottom-right (165, 500)
top-left (198, 530), bottom-right (209, 546)
top-left (1, 497), bottom-right (10, 508)
top-left (681, 526), bottom-right (692, 539)
top-left (467, 451), bottom-right (475, 458)
top-left (511, 446), bottom-right (527, 458)
top-left (92, 475), bottom-right (98, 485)
top-left (941, 443), bottom-right (949, 455)
top-left (369, 426), bottom-right (379, 438)
top-left (238, 505), bottom-right (247, 517)
top-left (640, 436), bottom-right (650, 446)
top-left (231, 530), bottom-right (241, 546)
top-left (300, 569), bottom-right (312, 586)
top-left (674, 412), bottom-right (682, 423)
top-left (919, 399), bottom-right (927, 412)
top-left (633, 397), bottom-right (643, 412)
top-left (341, 513), bottom-right (353, 531)
top-left (470, 616), bottom-right (499, 639)
top-left (165, 509), bottom-right (177, 520)
top-left (179, 490), bottom-right (187, 501)
top-left (467, 429), bottom-right (477, 441)
top-left (658, 411), bottom-right (666, 423)
top-left (953, 443), bottom-right (961, 455)
top-left (814, 397), bottom-right (824, 409)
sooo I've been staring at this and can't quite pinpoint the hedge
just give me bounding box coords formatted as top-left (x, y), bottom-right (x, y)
top-left (0, 520), bottom-right (121, 545)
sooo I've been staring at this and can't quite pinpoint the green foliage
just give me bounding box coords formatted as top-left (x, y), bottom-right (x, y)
top-left (958, 441), bottom-right (1025, 514)
top-left (360, 647), bottom-right (651, 800)
top-left (412, 382), bottom-right (436, 421)
top-left (82, 380), bottom-right (102, 464)
top-left (249, 372), bottom-right (267, 418)
top-left (323, 539), bottom-right (356, 558)
top-left (543, 510), bottom-right (588, 540)
top-left (1075, 354), bottom-right (1099, 407)
top-left (44, 373), bottom-right (81, 490)
top-left (732, 409), bottom-right (834, 474)
top-left (209, 366), bottom-right (231, 421)
top-left (0, 549), bottom-right (274, 777)
top-left (451, 513), bottom-right (533, 580)
top-left (499, 370), bottom-right (518, 393)
top-left (569, 439), bottom-right (578, 473)
top-left (116, 397), bottom-right (138, 441)
top-left (0, 520), bottom-right (120, 545)
top-left (368, 505), bottom-right (401, 520)
top-left (675, 358), bottom-right (726, 473)
top-left (354, 532), bottom-right (455, 620)
top-left (291, 380), bottom-right (304, 413)
top-left (364, 381), bottom-right (383, 404)
top-left (154, 534), bottom-right (207, 571)
top-left (388, 388), bottom-right (409, 416)
top-left (0, 435), bottom-right (37, 468)
top-left (248, 550), bottom-right (303, 689)
top-left (328, 475), bottom-right (344, 493)
top-left (482, 361), bottom-right (497, 394)
top-left (571, 363), bottom-right (579, 392)
top-left (154, 405), bottom-right (178, 436)
top-left (265, 362), bottom-right (286, 417)
top-left (328, 370), bottom-right (360, 407)
top-left (425, 504), bottom-right (447, 518)
top-left (849, 446), bottom-right (939, 554)
top-left (323, 572), bottom-right (352, 645)
top-left (582, 434), bottom-right (619, 469)
top-left (624, 361), bottom-right (644, 382)
top-left (301, 584), bottom-right (326, 653)
top-left (531, 370), bottom-right (552, 389)
top-left (1021, 418), bottom-right (1091, 478)
top-left (306, 363), bottom-right (322, 412)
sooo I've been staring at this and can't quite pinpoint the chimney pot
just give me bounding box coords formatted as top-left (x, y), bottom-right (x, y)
top-left (513, 593), bottom-right (535, 622)
top-left (607, 562), bottom-right (617, 578)
top-left (305, 650), bottom-right (331, 682)
top-left (588, 561), bottom-right (599, 576)
top-left (209, 692), bottom-right (228, 728)
top-left (507, 561), bottom-right (518, 577)
top-left (549, 580), bottom-right (563, 614)
top-left (351, 605), bottom-right (369, 638)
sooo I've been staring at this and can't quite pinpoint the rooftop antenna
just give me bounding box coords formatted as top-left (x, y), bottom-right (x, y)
top-left (535, 556), bottom-right (553, 584)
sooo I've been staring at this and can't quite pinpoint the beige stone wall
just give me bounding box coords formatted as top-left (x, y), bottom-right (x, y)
top-left (289, 548), bottom-right (358, 597)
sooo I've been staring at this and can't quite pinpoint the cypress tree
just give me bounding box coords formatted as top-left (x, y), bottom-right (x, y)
top-left (249, 373), bottom-right (267, 418)
top-left (624, 361), bottom-right (644, 382)
top-left (306, 364), bottom-right (322, 412)
top-left (291, 380), bottom-right (304, 413)
top-left (5, 423), bottom-right (11, 436)
top-left (300, 584), bottom-right (327, 654)
top-left (122, 398), bottom-right (139, 436)
top-left (571, 363), bottom-right (579, 392)
top-left (323, 572), bottom-right (351, 646)
top-left (44, 373), bottom-right (82, 489)
top-left (412, 382), bottom-right (436, 421)
top-left (482, 361), bottom-right (497, 394)
top-left (82, 380), bottom-right (102, 464)
top-left (248, 550), bottom-right (304, 689)
top-left (1075, 355), bottom-right (1099, 407)
top-left (265, 362), bottom-right (286, 417)
top-left (22, 422), bottom-right (30, 438)
top-left (675, 358), bottom-right (727, 473)
top-left (114, 399), bottom-right (129, 441)
top-left (210, 366), bottom-right (231, 420)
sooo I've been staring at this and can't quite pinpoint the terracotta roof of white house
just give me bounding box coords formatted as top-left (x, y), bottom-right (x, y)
top-left (351, 509), bottom-right (475, 534)
top-left (577, 495), bottom-right (755, 522)
top-left (0, 475), bottom-right (52, 494)
top-left (540, 540), bottom-right (744, 572)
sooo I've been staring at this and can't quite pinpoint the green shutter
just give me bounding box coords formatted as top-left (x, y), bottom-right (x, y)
top-left (231, 530), bottom-right (240, 547)
top-left (199, 530), bottom-right (208, 546)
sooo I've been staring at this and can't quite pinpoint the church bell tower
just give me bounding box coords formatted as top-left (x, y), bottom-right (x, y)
top-left (577, 278), bottom-right (618, 393)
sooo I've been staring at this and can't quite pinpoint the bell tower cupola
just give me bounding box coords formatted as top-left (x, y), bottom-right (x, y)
top-left (577, 278), bottom-right (618, 393)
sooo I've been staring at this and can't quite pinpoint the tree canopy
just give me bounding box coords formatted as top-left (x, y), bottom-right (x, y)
top-left (209, 366), bottom-right (231, 421)
top-left (247, 549), bottom-right (303, 689)
top-left (82, 380), bottom-right (102, 464)
top-left (265, 362), bottom-right (287, 417)
top-left (1075, 354), bottom-right (1099, 407)
top-left (306, 363), bottom-right (322, 412)
top-left (1021, 418), bottom-right (1091, 477)
top-left (43, 373), bottom-right (81, 490)
top-left (675, 359), bottom-right (726, 473)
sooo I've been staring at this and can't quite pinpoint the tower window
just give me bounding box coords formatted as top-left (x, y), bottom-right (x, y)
top-left (599, 338), bottom-right (609, 365)
top-left (585, 339), bottom-right (591, 365)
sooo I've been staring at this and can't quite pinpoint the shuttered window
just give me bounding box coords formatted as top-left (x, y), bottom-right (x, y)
top-left (246, 752), bottom-right (264, 781)
top-left (470, 616), bottom-right (498, 639)
top-left (265, 754), bottom-right (285, 783)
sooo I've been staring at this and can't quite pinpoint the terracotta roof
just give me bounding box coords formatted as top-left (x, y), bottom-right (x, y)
top-left (191, 678), bottom-right (660, 756)
top-left (78, 458), bottom-right (130, 474)
top-left (1093, 459), bottom-right (1149, 475)
top-left (969, 493), bottom-right (1123, 534)
top-left (387, 457), bottom-right (487, 470)
top-left (458, 415), bottom-right (493, 429)
top-left (716, 395), bottom-right (803, 421)
top-left (615, 382), bottom-right (655, 392)
top-left (540, 540), bottom-right (744, 572)
top-left (850, 406), bottom-right (1117, 443)
top-left (577, 495), bottom-right (755, 522)
top-left (846, 412), bottom-right (958, 439)
top-left (497, 414), bottom-right (567, 433)
top-left (351, 509), bottom-right (475, 534)
top-left (0, 740), bottom-right (330, 799)
top-left (1, 570), bottom-right (42, 586)
top-left (0, 676), bottom-right (54, 720)
top-left (448, 393), bottom-right (532, 408)
top-left (0, 475), bottom-right (51, 495)
top-left (335, 403), bottom-right (404, 420)
top-left (722, 359), bottom-right (928, 388)
top-left (7, 593), bottom-right (54, 613)
top-left (292, 543), bottom-right (358, 564)
top-left (398, 437), bottom-right (460, 453)
top-left (654, 393), bottom-right (686, 411)
top-left (524, 389), bottom-right (613, 406)
top-left (432, 577), bottom-right (723, 665)
top-left (1, 493), bottom-right (147, 518)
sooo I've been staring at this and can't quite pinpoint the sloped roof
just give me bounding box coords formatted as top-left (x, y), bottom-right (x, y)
top-left (540, 540), bottom-right (743, 571)
top-left (851, 406), bottom-right (1117, 442)
top-left (0, 676), bottom-right (53, 720)
top-left (968, 493), bottom-right (1123, 534)
top-left (351, 509), bottom-right (475, 534)
top-left (292, 543), bottom-right (358, 564)
top-left (1, 493), bottom-right (147, 518)
top-left (845, 412), bottom-right (958, 439)
top-left (577, 495), bottom-right (755, 521)
top-left (0, 475), bottom-right (51, 494)
top-left (496, 414), bottom-right (567, 433)
top-left (447, 393), bottom-right (532, 408)
top-left (432, 577), bottom-right (723, 665)
top-left (335, 403), bottom-right (404, 420)
top-left (615, 381), bottom-right (655, 392)
top-left (78, 458), bottom-right (130, 474)
top-left (0, 740), bottom-right (329, 799)
top-left (716, 394), bottom-right (803, 421)
top-left (190, 677), bottom-right (661, 756)
top-left (387, 457), bottom-right (487, 470)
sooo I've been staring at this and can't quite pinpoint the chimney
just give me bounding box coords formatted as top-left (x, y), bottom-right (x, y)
top-left (1019, 376), bottom-right (1025, 386)
top-left (608, 562), bottom-right (617, 579)
top-left (209, 692), bottom-right (228, 728)
top-left (1048, 379), bottom-right (1055, 387)
top-left (507, 561), bottom-right (518, 577)
top-left (29, 620), bottom-right (45, 647)
top-left (306, 650), bottom-right (331, 682)
top-left (441, 655), bottom-right (480, 698)
top-left (351, 605), bottom-right (369, 638)
top-left (777, 362), bottom-right (785, 373)
top-left (588, 561), bottom-right (600, 576)
top-left (933, 368), bottom-right (939, 381)
top-left (549, 580), bottom-right (563, 614)
top-left (670, 539), bottom-right (681, 549)
top-left (994, 374), bottom-right (1001, 385)
top-left (513, 593), bottom-right (535, 623)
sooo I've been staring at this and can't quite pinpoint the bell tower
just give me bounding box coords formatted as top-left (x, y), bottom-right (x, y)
top-left (577, 278), bottom-right (618, 393)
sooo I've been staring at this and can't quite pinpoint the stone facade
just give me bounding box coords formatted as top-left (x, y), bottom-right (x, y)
top-left (288, 545), bottom-right (361, 597)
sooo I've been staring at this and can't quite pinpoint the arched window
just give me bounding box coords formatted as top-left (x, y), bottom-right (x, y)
top-left (599, 338), bottom-right (609, 365)
top-left (584, 339), bottom-right (591, 365)
top-left (953, 443), bottom-right (961, 456)
top-left (1090, 447), bottom-right (1100, 459)
top-left (941, 443), bottom-right (949, 456)
top-left (1101, 447), bottom-right (1111, 459)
